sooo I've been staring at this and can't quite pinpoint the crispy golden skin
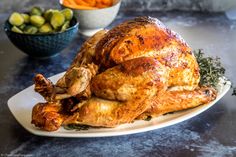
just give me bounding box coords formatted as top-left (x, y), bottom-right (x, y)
top-left (34, 30), bottom-right (107, 101)
top-left (31, 86), bottom-right (216, 130)
top-left (63, 94), bottom-right (152, 127)
top-left (63, 57), bottom-right (167, 127)
top-left (64, 56), bottom-right (216, 127)
top-left (64, 87), bottom-right (216, 127)
top-left (95, 16), bottom-right (199, 89)
top-left (34, 74), bottom-right (55, 102)
top-left (69, 30), bottom-right (108, 67)
top-left (31, 16), bottom-right (217, 131)
top-left (31, 102), bottom-right (64, 131)
top-left (137, 87), bottom-right (217, 120)
top-left (91, 57), bottom-right (168, 101)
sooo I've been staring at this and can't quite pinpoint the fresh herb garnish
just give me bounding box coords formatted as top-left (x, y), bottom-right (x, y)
top-left (194, 49), bottom-right (236, 96)
top-left (144, 116), bottom-right (152, 121)
top-left (232, 87), bottom-right (236, 96)
top-left (63, 124), bottom-right (90, 131)
top-left (194, 49), bottom-right (225, 88)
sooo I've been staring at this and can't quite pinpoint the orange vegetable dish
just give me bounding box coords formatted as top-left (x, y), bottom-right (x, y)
top-left (62, 0), bottom-right (113, 10)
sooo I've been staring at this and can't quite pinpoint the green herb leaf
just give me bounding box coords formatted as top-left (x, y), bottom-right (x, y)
top-left (194, 49), bottom-right (236, 96)
top-left (63, 124), bottom-right (90, 131)
top-left (232, 87), bottom-right (236, 96)
top-left (144, 116), bottom-right (152, 121)
top-left (194, 49), bottom-right (225, 88)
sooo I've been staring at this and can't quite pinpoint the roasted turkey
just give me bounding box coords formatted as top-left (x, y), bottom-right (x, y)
top-left (32, 17), bottom-right (217, 131)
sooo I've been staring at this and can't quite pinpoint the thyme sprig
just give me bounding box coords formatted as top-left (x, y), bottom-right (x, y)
top-left (194, 49), bottom-right (235, 96)
top-left (63, 124), bottom-right (90, 131)
top-left (233, 88), bottom-right (236, 96)
top-left (194, 49), bottom-right (225, 88)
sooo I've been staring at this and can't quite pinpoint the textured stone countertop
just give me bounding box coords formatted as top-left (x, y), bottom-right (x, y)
top-left (0, 11), bottom-right (236, 157)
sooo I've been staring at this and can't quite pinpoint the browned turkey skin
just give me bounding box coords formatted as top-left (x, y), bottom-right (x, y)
top-left (32, 16), bottom-right (217, 131)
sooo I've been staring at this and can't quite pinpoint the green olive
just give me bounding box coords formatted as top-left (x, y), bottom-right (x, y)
top-left (61, 9), bottom-right (73, 21)
top-left (39, 23), bottom-right (53, 33)
top-left (11, 26), bottom-right (23, 33)
top-left (30, 15), bottom-right (45, 27)
top-left (24, 25), bottom-right (38, 34)
top-left (51, 9), bottom-right (60, 12)
top-left (8, 7), bottom-right (75, 34)
top-left (21, 13), bottom-right (30, 23)
top-left (43, 9), bottom-right (53, 22)
top-left (43, 9), bottom-right (60, 22)
top-left (9, 12), bottom-right (24, 26)
top-left (19, 23), bottom-right (26, 30)
top-left (50, 12), bottom-right (65, 29)
top-left (30, 7), bottom-right (43, 16)
top-left (60, 21), bottom-right (70, 32)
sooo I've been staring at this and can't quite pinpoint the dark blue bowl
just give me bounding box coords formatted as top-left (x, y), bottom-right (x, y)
top-left (4, 17), bottom-right (78, 58)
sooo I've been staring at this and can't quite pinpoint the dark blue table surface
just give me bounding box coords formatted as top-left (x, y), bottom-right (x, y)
top-left (0, 11), bottom-right (236, 157)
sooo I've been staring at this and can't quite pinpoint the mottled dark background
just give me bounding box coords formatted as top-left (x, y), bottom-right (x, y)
top-left (0, 0), bottom-right (236, 13)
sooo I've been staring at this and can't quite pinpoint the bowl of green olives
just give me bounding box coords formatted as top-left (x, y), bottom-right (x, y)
top-left (4, 7), bottom-right (79, 58)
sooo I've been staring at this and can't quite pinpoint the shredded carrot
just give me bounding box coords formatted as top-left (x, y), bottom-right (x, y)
top-left (74, 0), bottom-right (90, 6)
top-left (101, 0), bottom-right (113, 6)
top-left (73, 5), bottom-right (98, 10)
top-left (62, 0), bottom-right (113, 10)
top-left (66, 0), bottom-right (78, 6)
